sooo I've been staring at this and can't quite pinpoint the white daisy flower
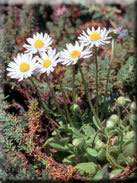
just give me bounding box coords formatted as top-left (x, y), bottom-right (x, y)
top-left (59, 41), bottom-right (92, 65)
top-left (23, 32), bottom-right (53, 54)
top-left (7, 53), bottom-right (38, 81)
top-left (37, 48), bottom-right (59, 75)
top-left (78, 27), bottom-right (112, 47)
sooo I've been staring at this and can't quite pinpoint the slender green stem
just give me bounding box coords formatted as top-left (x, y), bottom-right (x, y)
top-left (94, 46), bottom-right (99, 113)
top-left (117, 128), bottom-right (123, 153)
top-left (116, 105), bottom-right (121, 119)
top-left (55, 74), bottom-right (74, 127)
top-left (45, 75), bottom-right (68, 131)
top-left (72, 65), bottom-right (76, 104)
top-left (101, 39), bottom-right (115, 120)
top-left (45, 74), bottom-right (63, 115)
top-left (78, 62), bottom-right (102, 130)
top-left (71, 65), bottom-right (79, 126)
top-left (105, 38), bottom-right (115, 97)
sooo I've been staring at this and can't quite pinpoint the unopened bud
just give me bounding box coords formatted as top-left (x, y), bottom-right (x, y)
top-left (130, 102), bottom-right (137, 113)
top-left (110, 114), bottom-right (120, 123)
top-left (71, 104), bottom-right (80, 112)
top-left (116, 96), bottom-right (130, 106)
top-left (106, 120), bottom-right (116, 129)
top-left (72, 138), bottom-right (83, 147)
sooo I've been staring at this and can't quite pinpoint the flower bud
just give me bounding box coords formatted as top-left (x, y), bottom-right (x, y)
top-left (70, 104), bottom-right (80, 112)
top-left (108, 27), bottom-right (128, 39)
top-left (116, 96), bottom-right (130, 106)
top-left (72, 138), bottom-right (83, 147)
top-left (106, 120), bottom-right (116, 129)
top-left (130, 102), bottom-right (137, 113)
top-left (52, 131), bottom-right (57, 136)
top-left (110, 114), bottom-right (120, 123)
top-left (124, 131), bottom-right (134, 141)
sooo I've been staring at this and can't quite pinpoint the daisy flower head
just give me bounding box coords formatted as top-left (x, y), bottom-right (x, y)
top-left (7, 53), bottom-right (38, 81)
top-left (37, 48), bottom-right (60, 76)
top-left (59, 41), bottom-right (92, 66)
top-left (23, 32), bottom-right (53, 55)
top-left (78, 27), bottom-right (112, 47)
top-left (108, 26), bottom-right (128, 39)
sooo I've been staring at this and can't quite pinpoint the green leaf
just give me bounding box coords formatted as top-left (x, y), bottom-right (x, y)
top-left (63, 158), bottom-right (71, 164)
top-left (49, 143), bottom-right (68, 151)
top-left (117, 153), bottom-right (126, 165)
top-left (123, 142), bottom-right (134, 156)
top-left (63, 154), bottom-right (76, 165)
top-left (110, 169), bottom-right (123, 178)
top-left (106, 147), bottom-right (118, 168)
top-left (75, 162), bottom-right (97, 175)
top-left (67, 154), bottom-right (76, 161)
top-left (46, 21), bottom-right (54, 30)
top-left (44, 137), bottom-right (70, 149)
top-left (86, 137), bottom-right (94, 145)
top-left (93, 170), bottom-right (103, 180)
top-left (124, 131), bottom-right (134, 142)
top-left (117, 56), bottom-right (134, 82)
top-left (98, 59), bottom-right (110, 78)
top-left (93, 116), bottom-right (101, 130)
top-left (95, 139), bottom-right (104, 150)
top-left (86, 147), bottom-right (98, 157)
top-left (82, 124), bottom-right (96, 136)
top-left (129, 114), bottom-right (137, 128)
top-left (59, 137), bottom-right (70, 144)
top-left (126, 156), bottom-right (135, 164)
top-left (69, 127), bottom-right (81, 137)
top-left (97, 148), bottom-right (106, 161)
top-left (43, 137), bottom-right (55, 147)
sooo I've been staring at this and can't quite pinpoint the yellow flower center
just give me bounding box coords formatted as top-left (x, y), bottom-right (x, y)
top-left (89, 32), bottom-right (101, 41)
top-left (34, 39), bottom-right (44, 49)
top-left (70, 50), bottom-right (81, 59)
top-left (43, 58), bottom-right (52, 68)
top-left (19, 62), bottom-right (30, 72)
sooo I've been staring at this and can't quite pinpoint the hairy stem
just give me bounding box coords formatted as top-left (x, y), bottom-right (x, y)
top-left (78, 62), bottom-right (102, 130)
top-left (105, 38), bottom-right (115, 97)
top-left (72, 65), bottom-right (76, 104)
top-left (94, 46), bottom-right (99, 114)
top-left (55, 74), bottom-right (74, 127)
top-left (45, 74), bottom-right (63, 115)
